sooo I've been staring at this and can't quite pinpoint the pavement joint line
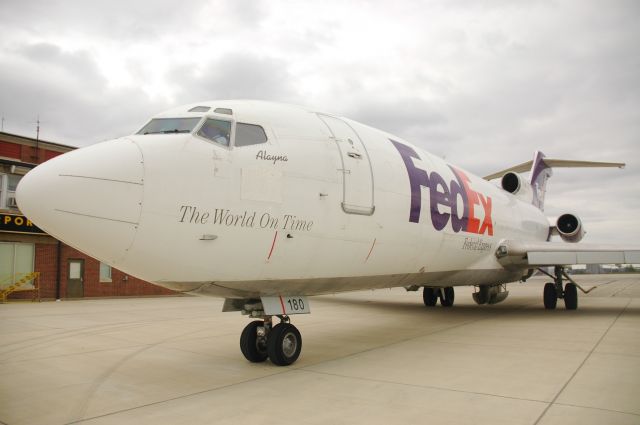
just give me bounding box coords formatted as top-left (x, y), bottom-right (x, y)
top-left (0, 336), bottom-right (241, 366)
top-left (0, 317), bottom-right (224, 359)
top-left (65, 368), bottom-right (294, 425)
top-left (0, 328), bottom-right (239, 366)
top-left (65, 325), bottom-right (235, 423)
top-left (418, 337), bottom-right (601, 355)
top-left (591, 349), bottom-right (640, 359)
top-left (295, 300), bottom-right (538, 370)
top-left (299, 368), bottom-right (549, 405)
top-left (610, 281), bottom-right (636, 297)
top-left (0, 323), bottom-right (153, 358)
top-left (0, 345), bottom-right (146, 366)
top-left (532, 298), bottom-right (632, 425)
top-left (554, 401), bottom-right (640, 418)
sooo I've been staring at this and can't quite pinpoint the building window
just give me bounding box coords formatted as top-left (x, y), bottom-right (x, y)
top-left (0, 174), bottom-right (22, 209)
top-left (100, 262), bottom-right (112, 282)
top-left (0, 242), bottom-right (35, 289)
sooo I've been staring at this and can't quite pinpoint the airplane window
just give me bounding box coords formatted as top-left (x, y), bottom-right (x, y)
top-left (137, 118), bottom-right (201, 135)
top-left (188, 106), bottom-right (211, 112)
top-left (235, 123), bottom-right (267, 147)
top-left (197, 118), bottom-right (232, 146)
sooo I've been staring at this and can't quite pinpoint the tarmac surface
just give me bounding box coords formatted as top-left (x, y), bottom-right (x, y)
top-left (1, 274), bottom-right (639, 425)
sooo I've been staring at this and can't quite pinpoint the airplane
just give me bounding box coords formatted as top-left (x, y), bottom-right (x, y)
top-left (16, 100), bottom-right (640, 366)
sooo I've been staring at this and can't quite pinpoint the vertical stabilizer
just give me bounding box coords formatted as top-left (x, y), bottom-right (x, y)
top-left (529, 151), bottom-right (552, 211)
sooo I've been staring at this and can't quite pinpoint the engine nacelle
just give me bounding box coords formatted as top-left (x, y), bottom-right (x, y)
top-left (473, 284), bottom-right (509, 305)
top-left (501, 172), bottom-right (533, 201)
top-left (555, 213), bottom-right (585, 243)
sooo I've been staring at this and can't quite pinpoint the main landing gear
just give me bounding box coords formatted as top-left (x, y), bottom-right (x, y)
top-left (423, 286), bottom-right (455, 307)
top-left (540, 266), bottom-right (591, 310)
top-left (240, 316), bottom-right (302, 366)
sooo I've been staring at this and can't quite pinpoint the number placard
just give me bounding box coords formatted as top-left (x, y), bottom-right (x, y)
top-left (261, 296), bottom-right (310, 315)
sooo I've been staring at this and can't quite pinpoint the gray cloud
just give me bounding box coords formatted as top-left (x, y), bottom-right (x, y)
top-left (171, 54), bottom-right (297, 103)
top-left (0, 41), bottom-right (166, 143)
top-left (0, 0), bottom-right (202, 41)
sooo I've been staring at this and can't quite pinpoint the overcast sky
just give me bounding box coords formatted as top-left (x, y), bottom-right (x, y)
top-left (1, 0), bottom-right (638, 245)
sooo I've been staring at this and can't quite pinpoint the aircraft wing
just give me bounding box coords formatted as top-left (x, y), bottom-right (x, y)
top-left (496, 240), bottom-right (640, 268)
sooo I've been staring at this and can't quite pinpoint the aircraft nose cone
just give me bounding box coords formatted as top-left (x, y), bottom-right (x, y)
top-left (16, 138), bottom-right (144, 264)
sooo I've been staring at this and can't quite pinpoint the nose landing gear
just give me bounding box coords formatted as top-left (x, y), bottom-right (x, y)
top-left (240, 316), bottom-right (302, 366)
top-left (225, 296), bottom-right (308, 366)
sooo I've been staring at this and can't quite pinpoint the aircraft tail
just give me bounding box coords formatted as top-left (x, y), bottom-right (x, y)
top-left (483, 151), bottom-right (625, 211)
top-left (529, 151), bottom-right (552, 210)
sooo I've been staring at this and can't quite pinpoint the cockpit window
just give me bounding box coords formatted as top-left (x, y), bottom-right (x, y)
top-left (188, 106), bottom-right (210, 112)
top-left (137, 118), bottom-right (201, 135)
top-left (197, 118), bottom-right (232, 146)
top-left (235, 123), bottom-right (268, 147)
top-left (214, 108), bottom-right (233, 115)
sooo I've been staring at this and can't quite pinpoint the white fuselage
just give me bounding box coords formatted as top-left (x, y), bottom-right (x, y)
top-left (17, 101), bottom-right (549, 298)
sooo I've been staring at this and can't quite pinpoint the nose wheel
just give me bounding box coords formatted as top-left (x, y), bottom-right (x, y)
top-left (239, 320), bottom-right (268, 362)
top-left (240, 316), bottom-right (302, 366)
top-left (267, 322), bottom-right (302, 366)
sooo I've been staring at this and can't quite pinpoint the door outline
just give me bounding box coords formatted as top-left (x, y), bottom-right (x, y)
top-left (317, 114), bottom-right (375, 215)
top-left (67, 259), bottom-right (84, 298)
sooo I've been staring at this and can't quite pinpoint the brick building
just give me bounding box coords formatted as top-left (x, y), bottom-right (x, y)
top-left (0, 131), bottom-right (175, 300)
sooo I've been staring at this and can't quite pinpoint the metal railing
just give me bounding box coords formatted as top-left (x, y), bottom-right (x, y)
top-left (0, 272), bottom-right (41, 303)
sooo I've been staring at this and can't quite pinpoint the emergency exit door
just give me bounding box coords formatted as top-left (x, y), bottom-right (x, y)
top-left (67, 259), bottom-right (84, 298)
top-left (318, 115), bottom-right (375, 215)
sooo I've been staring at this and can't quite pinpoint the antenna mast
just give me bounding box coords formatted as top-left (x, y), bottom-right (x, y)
top-left (35, 115), bottom-right (40, 162)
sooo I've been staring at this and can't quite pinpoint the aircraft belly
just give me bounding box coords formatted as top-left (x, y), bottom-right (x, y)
top-left (153, 268), bottom-right (522, 298)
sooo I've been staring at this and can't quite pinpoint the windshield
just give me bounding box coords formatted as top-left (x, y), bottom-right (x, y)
top-left (137, 117), bottom-right (202, 135)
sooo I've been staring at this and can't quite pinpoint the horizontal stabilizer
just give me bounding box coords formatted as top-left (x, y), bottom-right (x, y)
top-left (483, 159), bottom-right (625, 181)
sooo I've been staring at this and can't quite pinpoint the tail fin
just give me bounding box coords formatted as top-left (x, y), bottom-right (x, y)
top-left (483, 151), bottom-right (625, 211)
top-left (530, 151), bottom-right (552, 210)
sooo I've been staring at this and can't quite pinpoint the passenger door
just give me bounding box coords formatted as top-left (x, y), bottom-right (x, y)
top-left (318, 114), bottom-right (375, 215)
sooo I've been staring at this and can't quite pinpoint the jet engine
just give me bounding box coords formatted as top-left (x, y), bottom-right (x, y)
top-left (500, 172), bottom-right (533, 201)
top-left (554, 213), bottom-right (585, 243)
top-left (473, 284), bottom-right (509, 305)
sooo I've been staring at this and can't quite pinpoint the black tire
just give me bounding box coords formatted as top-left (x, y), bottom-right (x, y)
top-left (267, 323), bottom-right (302, 366)
top-left (544, 282), bottom-right (557, 309)
top-left (240, 321), bottom-right (268, 363)
top-left (440, 287), bottom-right (455, 307)
top-left (564, 283), bottom-right (578, 310)
top-left (423, 287), bottom-right (438, 307)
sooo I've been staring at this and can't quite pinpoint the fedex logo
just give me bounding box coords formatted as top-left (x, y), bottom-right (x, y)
top-left (391, 140), bottom-right (493, 236)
